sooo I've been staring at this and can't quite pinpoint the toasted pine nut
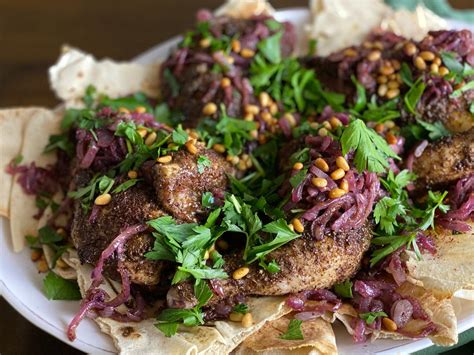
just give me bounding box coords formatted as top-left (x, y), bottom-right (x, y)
top-left (379, 65), bottom-right (394, 76)
top-left (185, 142), bottom-right (198, 155)
top-left (245, 104), bottom-right (260, 115)
top-left (329, 188), bottom-right (346, 199)
top-left (229, 312), bottom-right (244, 322)
top-left (212, 143), bottom-right (226, 153)
top-left (329, 117), bottom-right (342, 129)
top-left (382, 317), bottom-right (398, 332)
top-left (137, 128), bottom-right (148, 138)
top-left (387, 80), bottom-right (399, 89)
top-left (118, 107), bottom-right (130, 114)
top-left (430, 63), bottom-right (439, 74)
top-left (439, 66), bottom-right (449, 76)
top-left (291, 218), bottom-right (305, 233)
top-left (199, 38), bottom-right (211, 48)
top-left (231, 39), bottom-right (241, 53)
top-left (330, 168), bottom-right (345, 180)
top-left (368, 50), bottom-right (381, 61)
top-left (336, 156), bottom-right (350, 171)
top-left (343, 48), bottom-right (358, 57)
top-left (221, 77), bottom-right (231, 88)
top-left (269, 103), bottom-right (279, 115)
top-left (241, 312), bottom-right (253, 327)
top-left (37, 259), bottom-right (49, 273)
top-left (414, 56), bottom-right (427, 70)
top-left (318, 128), bottom-right (328, 137)
top-left (157, 155), bottom-right (172, 163)
top-left (404, 42), bottom-right (417, 56)
top-left (293, 162), bottom-right (304, 170)
top-left (95, 193), bottom-right (112, 206)
top-left (259, 92), bottom-right (271, 107)
top-left (233, 267), bottom-right (250, 280)
top-left (419, 51), bottom-right (435, 61)
top-left (145, 132), bottom-right (157, 146)
top-left (283, 113), bottom-right (296, 127)
top-left (314, 158), bottom-right (329, 172)
top-left (386, 88), bottom-right (400, 99)
top-left (127, 170), bottom-right (138, 179)
top-left (378, 84), bottom-right (388, 97)
top-left (433, 57), bottom-right (441, 66)
top-left (31, 249), bottom-right (42, 262)
top-left (134, 106), bottom-right (147, 114)
top-left (340, 179), bottom-right (349, 192)
top-left (377, 75), bottom-right (388, 84)
top-left (386, 132), bottom-right (398, 145)
top-left (375, 123), bottom-right (385, 133)
top-left (56, 258), bottom-right (68, 269)
top-left (202, 102), bottom-right (217, 115)
top-left (240, 48), bottom-right (255, 58)
top-left (312, 177), bottom-right (328, 188)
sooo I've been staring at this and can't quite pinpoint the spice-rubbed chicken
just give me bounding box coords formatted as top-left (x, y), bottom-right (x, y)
top-left (166, 223), bottom-right (372, 309)
top-left (153, 142), bottom-right (233, 223)
top-left (412, 129), bottom-right (474, 189)
top-left (71, 183), bottom-right (165, 285)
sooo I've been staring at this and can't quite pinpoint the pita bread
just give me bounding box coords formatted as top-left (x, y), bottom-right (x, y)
top-left (215, 0), bottom-right (274, 18)
top-left (49, 46), bottom-right (161, 107)
top-left (234, 314), bottom-right (338, 355)
top-left (404, 226), bottom-right (474, 297)
top-left (8, 107), bottom-right (63, 252)
top-left (0, 108), bottom-right (50, 218)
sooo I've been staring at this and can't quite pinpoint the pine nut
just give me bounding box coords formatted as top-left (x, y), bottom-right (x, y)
top-left (386, 88), bottom-right (400, 99)
top-left (312, 177), bottom-right (327, 188)
top-left (293, 162), bottom-right (304, 170)
top-left (269, 103), bottom-right (279, 115)
top-left (202, 102), bottom-right (217, 115)
top-left (414, 56), bottom-right (426, 70)
top-left (261, 111), bottom-right (273, 123)
top-left (245, 104), bottom-right (260, 115)
top-left (203, 250), bottom-right (210, 260)
top-left (439, 66), bottom-right (449, 76)
top-left (336, 156), bottom-right (350, 171)
top-left (433, 57), bottom-right (441, 66)
top-left (229, 312), bottom-right (244, 322)
top-left (329, 116), bottom-right (342, 129)
top-left (404, 42), bottom-right (417, 56)
top-left (241, 312), bottom-right (253, 327)
top-left (56, 258), bottom-right (68, 269)
top-left (385, 120), bottom-right (395, 129)
top-left (118, 107), bottom-right (130, 114)
top-left (212, 143), bottom-right (226, 153)
top-left (318, 128), bottom-right (328, 137)
top-left (430, 63), bottom-right (439, 74)
top-left (221, 77), bottom-right (231, 88)
top-left (378, 84), bottom-right (388, 97)
top-left (137, 128), bottom-right (148, 138)
top-left (377, 75), bottom-right (388, 84)
top-left (233, 267), bottom-right (250, 280)
top-left (185, 142), bottom-right (198, 155)
top-left (382, 317), bottom-right (398, 332)
top-left (231, 39), bottom-right (241, 53)
top-left (157, 155), bottom-right (172, 163)
top-left (199, 38), bottom-right (211, 48)
top-left (291, 218), bottom-right (305, 233)
top-left (127, 170), bottom-right (138, 179)
top-left (387, 80), bottom-right (399, 89)
top-left (37, 259), bottom-right (49, 273)
top-left (240, 48), bottom-right (255, 58)
top-left (145, 132), bottom-right (157, 146)
top-left (134, 106), bottom-right (147, 114)
top-left (250, 130), bottom-right (258, 139)
top-left (340, 179), bottom-right (349, 192)
top-left (314, 158), bottom-right (329, 172)
top-left (343, 48), bottom-right (358, 57)
top-left (283, 113), bottom-right (296, 127)
top-left (368, 50), bottom-right (381, 61)
top-left (259, 92), bottom-right (271, 107)
top-left (391, 60), bottom-right (401, 70)
top-left (31, 249), bottom-right (42, 262)
top-left (95, 193), bottom-right (112, 206)
top-left (379, 65), bottom-right (394, 76)
top-left (419, 51), bottom-right (435, 61)
top-left (329, 188), bottom-right (346, 199)
top-left (386, 132), bottom-right (398, 145)
top-left (375, 123), bottom-right (385, 133)
top-left (330, 168), bottom-right (345, 180)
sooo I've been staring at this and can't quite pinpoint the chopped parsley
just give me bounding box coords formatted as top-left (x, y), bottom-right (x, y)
top-left (340, 119), bottom-right (399, 173)
top-left (359, 311), bottom-right (387, 325)
top-left (279, 319), bottom-right (304, 340)
top-left (43, 272), bottom-right (81, 301)
top-left (197, 155), bottom-right (212, 174)
top-left (233, 303), bottom-right (249, 314)
top-left (26, 226), bottom-right (70, 268)
top-left (201, 191), bottom-right (215, 208)
top-left (333, 279), bottom-right (353, 299)
top-left (404, 78), bottom-right (425, 115)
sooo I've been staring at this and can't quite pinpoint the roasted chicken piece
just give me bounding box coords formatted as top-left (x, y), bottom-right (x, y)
top-left (412, 129), bottom-right (474, 189)
top-left (153, 142), bottom-right (233, 223)
top-left (71, 183), bottom-right (165, 286)
top-left (167, 223), bottom-right (372, 308)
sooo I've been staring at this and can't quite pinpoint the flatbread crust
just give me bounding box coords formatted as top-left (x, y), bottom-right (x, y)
top-left (215, 0), bottom-right (274, 18)
top-left (8, 107), bottom-right (63, 252)
top-left (49, 46), bottom-right (161, 107)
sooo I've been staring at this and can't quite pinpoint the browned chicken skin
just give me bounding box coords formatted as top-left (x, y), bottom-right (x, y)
top-left (153, 142), bottom-right (233, 223)
top-left (412, 129), bottom-right (474, 189)
top-left (167, 223), bottom-right (372, 308)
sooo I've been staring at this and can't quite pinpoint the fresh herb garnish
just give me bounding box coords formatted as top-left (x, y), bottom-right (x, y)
top-left (26, 226), bottom-right (70, 267)
top-left (201, 191), bottom-right (214, 208)
top-left (257, 32), bottom-right (283, 64)
top-left (404, 78), bottom-right (425, 115)
top-left (340, 119), bottom-right (399, 173)
top-left (351, 76), bottom-right (367, 112)
top-left (197, 155), bottom-right (212, 174)
top-left (450, 80), bottom-right (474, 98)
top-left (333, 279), bottom-right (353, 298)
top-left (43, 271), bottom-right (81, 300)
top-left (163, 68), bottom-right (180, 97)
top-left (172, 125), bottom-right (188, 145)
top-left (233, 303), bottom-right (249, 314)
top-left (279, 319), bottom-right (304, 340)
top-left (413, 190), bottom-right (450, 231)
top-left (359, 311), bottom-right (387, 325)
top-left (415, 119), bottom-right (451, 141)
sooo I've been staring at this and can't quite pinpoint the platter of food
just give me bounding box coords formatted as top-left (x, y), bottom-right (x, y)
top-left (1, 1), bottom-right (473, 354)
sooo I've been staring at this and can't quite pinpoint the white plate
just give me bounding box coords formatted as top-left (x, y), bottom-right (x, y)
top-left (1, 7), bottom-right (473, 355)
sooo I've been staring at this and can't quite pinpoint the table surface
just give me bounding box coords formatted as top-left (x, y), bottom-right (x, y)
top-left (0, 0), bottom-right (472, 354)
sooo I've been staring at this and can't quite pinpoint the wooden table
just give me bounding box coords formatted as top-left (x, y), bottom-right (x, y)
top-left (0, 1), bottom-right (471, 354)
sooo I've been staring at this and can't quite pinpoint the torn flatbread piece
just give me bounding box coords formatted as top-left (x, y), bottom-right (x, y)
top-left (8, 107), bottom-right (63, 252)
top-left (234, 314), bottom-right (337, 355)
top-left (215, 0), bottom-right (274, 18)
top-left (49, 47), bottom-right (161, 106)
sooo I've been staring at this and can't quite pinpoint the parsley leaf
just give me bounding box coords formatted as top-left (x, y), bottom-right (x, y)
top-left (373, 197), bottom-right (407, 235)
top-left (351, 76), bottom-right (367, 112)
top-left (359, 311), bottom-right (387, 325)
top-left (279, 319), bottom-right (304, 340)
top-left (163, 68), bottom-right (180, 97)
top-left (259, 259), bottom-right (281, 273)
top-left (289, 168), bottom-right (308, 188)
top-left (333, 279), bottom-right (353, 298)
top-left (450, 80), bottom-right (474, 98)
top-left (112, 179), bottom-right (140, 194)
top-left (257, 32), bottom-right (282, 64)
top-left (43, 272), bottom-right (81, 300)
top-left (233, 303), bottom-right (249, 314)
top-left (413, 190), bottom-right (449, 230)
top-left (340, 119), bottom-right (398, 173)
top-left (197, 155), bottom-right (212, 174)
top-left (415, 119), bottom-right (451, 141)
top-left (404, 78), bottom-right (425, 115)
top-left (172, 125), bottom-right (188, 145)
top-left (370, 233), bottom-right (419, 266)
top-left (201, 192), bottom-right (215, 208)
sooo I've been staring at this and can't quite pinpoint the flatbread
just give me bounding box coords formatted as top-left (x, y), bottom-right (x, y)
top-left (0, 108), bottom-right (49, 218)
top-left (404, 226), bottom-right (474, 297)
top-left (8, 107), bottom-right (63, 252)
top-left (215, 0), bottom-right (274, 18)
top-left (234, 314), bottom-right (338, 355)
top-left (306, 0), bottom-right (446, 56)
top-left (49, 46), bottom-right (161, 107)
